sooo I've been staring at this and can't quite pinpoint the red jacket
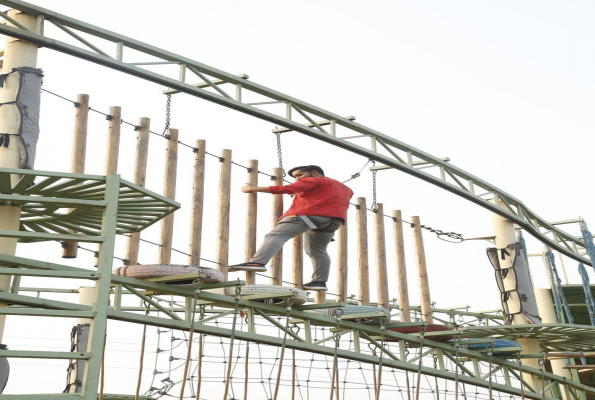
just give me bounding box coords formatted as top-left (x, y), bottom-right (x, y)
top-left (269, 177), bottom-right (354, 221)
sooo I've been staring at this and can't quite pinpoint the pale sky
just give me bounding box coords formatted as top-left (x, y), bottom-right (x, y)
top-left (1, 1), bottom-right (594, 396)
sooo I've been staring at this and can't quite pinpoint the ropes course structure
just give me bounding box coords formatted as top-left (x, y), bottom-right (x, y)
top-left (0, 2), bottom-right (593, 400)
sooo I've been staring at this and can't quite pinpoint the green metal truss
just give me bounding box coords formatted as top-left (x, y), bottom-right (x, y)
top-left (0, 168), bottom-right (591, 399)
top-left (0, 0), bottom-right (590, 265)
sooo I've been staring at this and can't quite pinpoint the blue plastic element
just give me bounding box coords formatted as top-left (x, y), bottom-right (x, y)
top-left (545, 248), bottom-right (574, 324)
top-left (578, 263), bottom-right (595, 326)
top-left (461, 339), bottom-right (522, 355)
top-left (580, 222), bottom-right (595, 270)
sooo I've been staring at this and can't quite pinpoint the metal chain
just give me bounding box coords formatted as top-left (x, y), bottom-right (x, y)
top-left (371, 160), bottom-right (378, 210)
top-left (275, 132), bottom-right (286, 177)
top-left (162, 93), bottom-right (171, 138)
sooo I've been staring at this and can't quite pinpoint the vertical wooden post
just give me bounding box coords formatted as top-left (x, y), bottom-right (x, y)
top-left (215, 149), bottom-right (232, 280)
top-left (356, 197), bottom-right (370, 306)
top-left (374, 204), bottom-right (390, 310)
top-left (411, 216), bottom-right (432, 323)
top-left (244, 159), bottom-right (258, 284)
top-left (62, 94), bottom-right (90, 259)
top-left (336, 221), bottom-right (348, 303)
top-left (393, 210), bottom-right (410, 322)
top-left (104, 107), bottom-right (122, 176)
top-left (292, 234), bottom-right (303, 289)
top-left (189, 139), bottom-right (207, 265)
top-left (158, 129), bottom-right (178, 265)
top-left (270, 168), bottom-right (284, 286)
top-left (315, 291), bottom-right (326, 304)
top-left (94, 106), bottom-right (121, 267)
top-left (124, 117), bottom-right (150, 266)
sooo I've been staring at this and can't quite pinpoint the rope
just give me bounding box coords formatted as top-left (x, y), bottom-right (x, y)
top-left (135, 302), bottom-right (150, 400)
top-left (273, 298), bottom-right (295, 400)
top-left (195, 305), bottom-right (206, 399)
top-left (414, 324), bottom-right (427, 400)
top-left (454, 335), bottom-right (460, 400)
top-left (243, 340), bottom-right (250, 400)
top-left (375, 317), bottom-right (387, 400)
top-left (329, 308), bottom-right (344, 400)
top-left (223, 285), bottom-right (242, 400)
top-left (342, 159), bottom-right (372, 184)
top-left (178, 288), bottom-right (199, 399)
top-left (578, 264), bottom-right (595, 325)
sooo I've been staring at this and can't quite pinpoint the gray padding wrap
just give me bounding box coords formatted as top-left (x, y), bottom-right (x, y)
top-left (0, 344), bottom-right (9, 393)
top-left (1, 67), bottom-right (43, 169)
top-left (65, 323), bottom-right (89, 393)
top-left (487, 242), bottom-right (541, 325)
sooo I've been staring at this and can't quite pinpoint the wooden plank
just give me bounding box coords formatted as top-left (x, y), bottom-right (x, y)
top-left (189, 139), bottom-right (206, 265)
top-left (270, 168), bottom-right (284, 286)
top-left (355, 197), bottom-right (370, 305)
top-left (158, 129), bottom-right (178, 264)
top-left (244, 159), bottom-right (258, 284)
top-left (393, 210), bottom-right (410, 322)
top-left (215, 149), bottom-right (232, 280)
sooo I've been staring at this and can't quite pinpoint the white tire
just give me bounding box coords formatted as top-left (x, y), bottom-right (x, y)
top-left (308, 305), bottom-right (391, 325)
top-left (113, 264), bottom-right (224, 283)
top-left (209, 284), bottom-right (308, 306)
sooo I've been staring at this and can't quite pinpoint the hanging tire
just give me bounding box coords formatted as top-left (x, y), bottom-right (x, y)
top-left (113, 264), bottom-right (224, 284)
top-left (308, 305), bottom-right (391, 325)
top-left (209, 284), bottom-right (308, 306)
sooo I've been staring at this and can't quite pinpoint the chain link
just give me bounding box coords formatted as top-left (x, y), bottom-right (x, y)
top-left (275, 132), bottom-right (286, 177)
top-left (162, 93), bottom-right (171, 138)
top-left (371, 160), bottom-right (378, 210)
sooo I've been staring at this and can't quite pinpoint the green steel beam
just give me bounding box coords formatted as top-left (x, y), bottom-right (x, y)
top-left (0, 0), bottom-right (588, 264)
top-left (1, 350), bottom-right (90, 360)
top-left (0, 308), bottom-right (95, 318)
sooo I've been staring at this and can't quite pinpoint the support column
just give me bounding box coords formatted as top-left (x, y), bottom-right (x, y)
top-left (355, 197), bottom-right (370, 305)
top-left (189, 140), bottom-right (206, 266)
top-left (158, 129), bottom-right (179, 265)
top-left (490, 202), bottom-right (541, 375)
top-left (535, 288), bottom-right (572, 399)
top-left (0, 9), bottom-right (39, 344)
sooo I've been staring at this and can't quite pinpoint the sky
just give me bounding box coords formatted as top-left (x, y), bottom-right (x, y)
top-left (1, 0), bottom-right (594, 396)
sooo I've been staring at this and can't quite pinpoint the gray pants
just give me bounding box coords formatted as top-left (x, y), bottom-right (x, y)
top-left (250, 216), bottom-right (343, 282)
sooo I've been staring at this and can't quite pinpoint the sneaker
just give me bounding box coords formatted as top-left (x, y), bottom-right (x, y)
top-left (303, 281), bottom-right (327, 291)
top-left (228, 262), bottom-right (267, 272)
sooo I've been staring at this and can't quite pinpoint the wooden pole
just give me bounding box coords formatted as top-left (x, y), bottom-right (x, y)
top-left (356, 197), bottom-right (370, 305)
top-left (158, 129), bottom-right (178, 265)
top-left (189, 139), bottom-right (207, 265)
top-left (411, 216), bottom-right (432, 323)
top-left (374, 204), bottom-right (390, 310)
top-left (270, 168), bottom-right (284, 286)
top-left (336, 221), bottom-right (348, 303)
top-left (104, 107), bottom-right (122, 176)
top-left (215, 149), bottom-right (232, 280)
top-left (292, 234), bottom-right (303, 289)
top-left (244, 159), bottom-right (258, 284)
top-left (93, 106), bottom-right (121, 267)
top-left (62, 94), bottom-right (90, 259)
top-left (124, 118), bottom-right (150, 266)
top-left (393, 210), bottom-right (410, 322)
